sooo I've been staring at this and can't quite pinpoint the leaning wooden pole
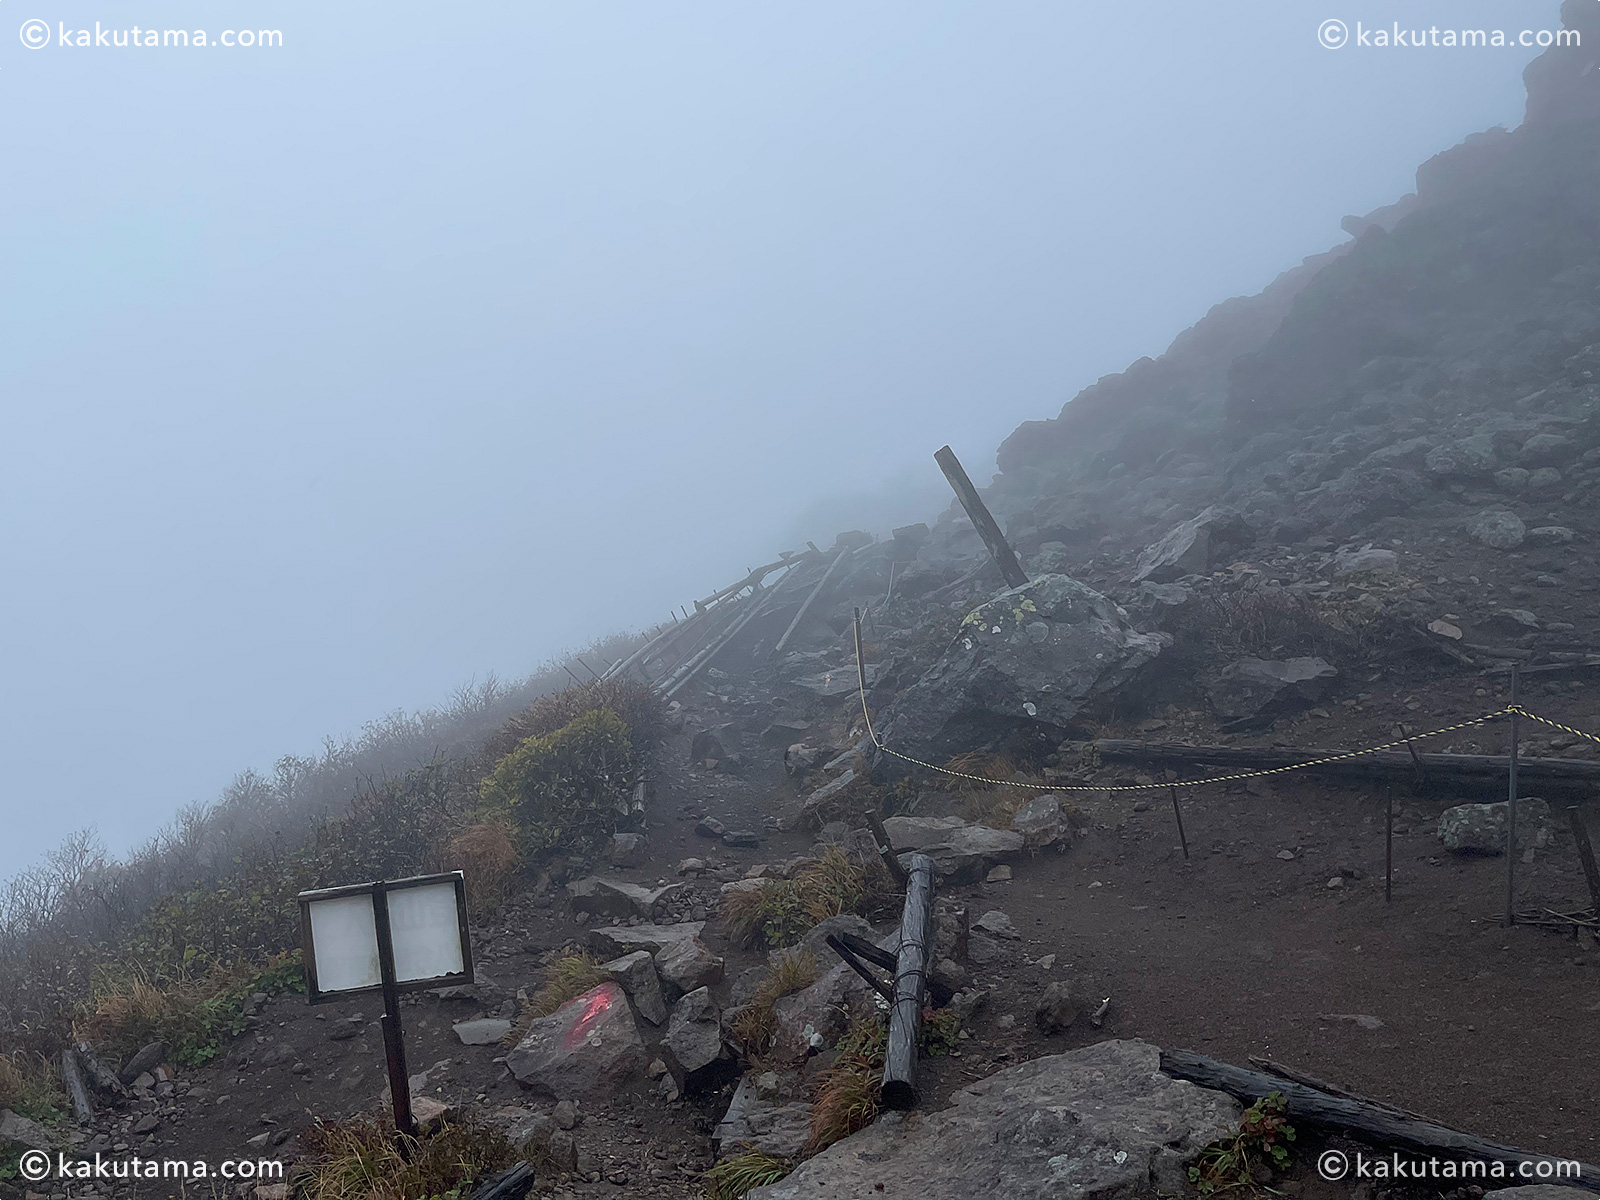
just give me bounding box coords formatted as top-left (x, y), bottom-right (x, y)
top-left (1160, 1049), bottom-right (1600, 1184)
top-left (933, 445), bottom-right (1028, 590)
top-left (772, 546), bottom-right (852, 658)
top-left (59, 1047), bottom-right (94, 1123)
top-left (881, 852), bottom-right (935, 1110)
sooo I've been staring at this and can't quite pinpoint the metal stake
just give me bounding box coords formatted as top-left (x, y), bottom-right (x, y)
top-left (1503, 664), bottom-right (1520, 928)
top-left (372, 881), bottom-right (417, 1136)
top-left (1169, 785), bottom-right (1189, 861)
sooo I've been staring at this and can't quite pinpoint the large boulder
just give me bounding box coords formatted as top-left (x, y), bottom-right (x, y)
top-left (747, 1039), bottom-right (1240, 1200)
top-left (0, 1109), bottom-right (54, 1151)
top-left (1424, 435), bottom-right (1498, 479)
top-left (1438, 798), bottom-right (1553, 855)
top-left (599, 951), bottom-right (668, 1026)
top-left (1010, 794), bottom-right (1072, 850)
top-left (586, 921), bottom-right (705, 959)
top-left (505, 982), bottom-right (647, 1101)
top-left (882, 816), bottom-right (1024, 883)
top-left (566, 877), bottom-right (680, 920)
top-left (655, 936), bottom-right (726, 999)
top-left (876, 575), bottom-right (1166, 766)
top-left (1132, 507), bottom-right (1253, 582)
top-left (1206, 657), bottom-right (1337, 722)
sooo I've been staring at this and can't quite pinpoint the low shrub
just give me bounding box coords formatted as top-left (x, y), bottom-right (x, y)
top-left (1188, 1091), bottom-right (1296, 1195)
top-left (0, 1051), bottom-right (64, 1123)
top-left (485, 680), bottom-right (664, 762)
top-left (443, 817), bottom-right (520, 914)
top-left (806, 1011), bottom-right (887, 1153)
top-left (479, 708), bottom-right (638, 856)
top-left (298, 1113), bottom-right (520, 1200)
top-left (702, 1149), bottom-right (795, 1199)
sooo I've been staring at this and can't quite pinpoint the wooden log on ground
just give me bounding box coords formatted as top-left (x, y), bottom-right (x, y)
top-left (1160, 1048), bottom-right (1600, 1184)
top-left (881, 852), bottom-right (935, 1111)
top-left (772, 546), bottom-right (852, 658)
top-left (1090, 739), bottom-right (1600, 788)
top-left (469, 1161), bottom-right (536, 1200)
top-left (933, 445), bottom-right (1028, 590)
top-left (74, 1042), bottom-right (126, 1098)
top-left (663, 565), bottom-right (800, 697)
top-left (60, 1047), bottom-right (94, 1122)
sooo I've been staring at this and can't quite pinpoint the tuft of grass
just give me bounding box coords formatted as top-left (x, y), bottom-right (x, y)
top-left (0, 1052), bottom-right (65, 1124)
top-left (505, 954), bottom-right (608, 1044)
top-left (444, 817), bottom-right (520, 914)
top-left (727, 949), bottom-right (820, 1061)
top-left (806, 1011), bottom-right (888, 1153)
top-left (702, 1149), bottom-right (795, 1200)
top-left (299, 1113), bottom-right (519, 1200)
top-left (721, 849), bottom-right (898, 950)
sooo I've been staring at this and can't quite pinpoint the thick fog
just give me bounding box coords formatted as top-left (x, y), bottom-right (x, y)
top-left (0, 1), bottom-right (1545, 873)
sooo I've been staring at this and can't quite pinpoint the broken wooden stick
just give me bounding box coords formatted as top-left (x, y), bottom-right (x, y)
top-left (934, 445), bottom-right (1028, 590)
top-left (60, 1047), bottom-right (94, 1123)
top-left (772, 546), bottom-right (852, 658)
top-left (881, 852), bottom-right (935, 1111)
top-left (1160, 1048), bottom-right (1600, 1183)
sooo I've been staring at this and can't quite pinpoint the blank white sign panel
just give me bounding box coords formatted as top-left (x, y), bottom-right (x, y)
top-left (387, 880), bottom-right (465, 983)
top-left (308, 894), bottom-right (381, 993)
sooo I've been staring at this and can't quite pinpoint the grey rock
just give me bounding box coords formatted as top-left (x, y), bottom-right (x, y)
top-left (690, 729), bottom-right (728, 764)
top-left (452, 1019), bottom-right (512, 1046)
top-left (1334, 546), bottom-right (1398, 576)
top-left (798, 769), bottom-right (857, 821)
top-left (505, 981), bottom-right (647, 1101)
top-left (662, 987), bottom-right (729, 1090)
top-left (1517, 432), bottom-right (1575, 465)
top-left (655, 936), bottom-right (725, 1000)
top-left (1527, 466), bottom-right (1564, 491)
top-left (547, 1128), bottom-right (579, 1173)
top-left (118, 1042), bottom-right (168, 1084)
top-left (883, 816), bottom-right (1025, 883)
top-left (607, 832), bottom-right (649, 868)
top-left (1525, 525), bottom-right (1575, 545)
top-left (722, 829), bottom-right (762, 848)
top-left (696, 816), bottom-right (728, 838)
top-left (875, 575), bottom-right (1167, 768)
top-left (585, 921), bottom-right (705, 959)
top-left (1495, 467), bottom-right (1531, 492)
top-left (930, 957), bottom-right (968, 996)
top-left (746, 1040), bottom-right (1240, 1200)
top-left (0, 1108), bottom-right (54, 1151)
top-left (1469, 508), bottom-right (1526, 550)
top-left (599, 951), bottom-right (668, 1026)
top-left (496, 1109), bottom-right (555, 1156)
top-left (1010, 794), bottom-right (1071, 849)
top-left (553, 1099), bottom-right (579, 1130)
top-left (715, 1071), bottom-right (812, 1159)
top-left (1424, 435), bottom-right (1498, 479)
top-left (1206, 657), bottom-right (1337, 722)
top-left (132, 1113), bottom-right (161, 1135)
top-left (1034, 981), bottom-right (1079, 1034)
top-left (1133, 506), bottom-right (1253, 582)
top-left (1438, 798), bottom-right (1553, 855)
top-left (973, 910), bottom-right (1018, 940)
top-left (566, 877), bottom-right (680, 920)
top-left (1486, 1188), bottom-right (1599, 1200)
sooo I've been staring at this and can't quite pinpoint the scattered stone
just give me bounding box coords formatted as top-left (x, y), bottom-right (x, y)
top-left (132, 1114), bottom-right (161, 1135)
top-left (655, 936), bottom-right (725, 999)
top-left (722, 830), bottom-right (762, 848)
top-left (1034, 980), bottom-right (1080, 1034)
top-left (553, 1099), bottom-right (579, 1130)
top-left (547, 1128), bottom-right (579, 1173)
top-left (883, 815), bottom-right (1025, 883)
top-left (1517, 432), bottom-right (1575, 465)
top-left (714, 1071), bottom-right (812, 1159)
top-left (690, 729), bottom-right (728, 764)
top-left (586, 921), bottom-right (705, 959)
top-left (745, 1040), bottom-right (1240, 1200)
top-left (599, 950), bottom-right (668, 1026)
top-left (929, 958), bottom-right (968, 996)
top-left (1276, 849), bottom-right (1297, 861)
top-left (676, 857), bottom-right (708, 876)
top-left (452, 1019), bottom-right (512, 1046)
top-left (1525, 525), bottom-right (1575, 546)
top-left (1428, 619), bottom-right (1464, 640)
top-left (985, 865), bottom-right (1012, 883)
top-left (1334, 546), bottom-right (1398, 575)
top-left (1438, 798), bottom-right (1553, 855)
top-left (0, 1109), bottom-right (54, 1151)
top-left (1319, 1012), bottom-right (1384, 1030)
top-left (497, 1109), bottom-right (556, 1156)
top-left (1010, 794), bottom-right (1072, 850)
top-left (1036, 954), bottom-right (1057, 971)
top-left (1468, 509), bottom-right (1526, 550)
top-left (505, 982), bottom-right (647, 1101)
top-left (1133, 506), bottom-right (1254, 582)
top-left (1424, 436), bottom-right (1497, 479)
top-left (695, 816), bottom-right (728, 839)
top-left (118, 1041), bottom-right (168, 1085)
top-left (796, 769), bottom-right (857, 822)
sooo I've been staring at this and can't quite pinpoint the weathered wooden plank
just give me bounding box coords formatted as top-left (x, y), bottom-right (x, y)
top-left (933, 445), bottom-right (1028, 590)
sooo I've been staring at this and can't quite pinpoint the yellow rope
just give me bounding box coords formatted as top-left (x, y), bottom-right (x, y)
top-left (854, 634), bottom-right (1599, 792)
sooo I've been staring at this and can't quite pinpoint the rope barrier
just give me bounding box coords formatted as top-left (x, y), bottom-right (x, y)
top-left (851, 611), bottom-right (1597, 792)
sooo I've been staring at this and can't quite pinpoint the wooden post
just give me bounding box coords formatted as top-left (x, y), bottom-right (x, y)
top-left (1168, 785), bottom-right (1189, 861)
top-left (933, 445), bottom-right (1028, 590)
top-left (864, 808), bottom-right (910, 887)
top-left (59, 1047), bottom-right (94, 1123)
top-left (1396, 723), bottom-right (1427, 788)
top-left (881, 852), bottom-right (935, 1110)
top-left (1504, 665), bottom-right (1520, 928)
top-left (772, 547), bottom-right (852, 658)
top-left (1567, 806), bottom-right (1600, 915)
top-left (372, 881), bottom-right (416, 1137)
top-left (1384, 788), bottom-right (1394, 904)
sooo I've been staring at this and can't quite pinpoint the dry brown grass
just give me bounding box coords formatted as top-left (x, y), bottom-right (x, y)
top-left (443, 817), bottom-right (519, 913)
top-left (720, 849), bottom-right (899, 949)
top-left (503, 953), bottom-right (608, 1045)
top-left (806, 1011), bottom-right (887, 1153)
top-left (298, 1113), bottom-right (518, 1200)
top-left (0, 1051), bottom-right (63, 1121)
top-left (727, 949), bottom-right (820, 1061)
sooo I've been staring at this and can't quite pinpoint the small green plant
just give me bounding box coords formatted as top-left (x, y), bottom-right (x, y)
top-left (702, 1149), bottom-right (795, 1199)
top-left (727, 950), bottom-right (820, 1060)
top-left (1188, 1092), bottom-right (1296, 1195)
top-left (918, 1007), bottom-right (962, 1057)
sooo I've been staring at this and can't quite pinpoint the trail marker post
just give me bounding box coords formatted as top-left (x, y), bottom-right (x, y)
top-left (298, 871), bottom-right (473, 1135)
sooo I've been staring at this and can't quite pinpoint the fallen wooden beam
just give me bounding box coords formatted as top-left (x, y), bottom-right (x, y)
top-left (664, 565), bottom-right (802, 697)
top-left (1090, 739), bottom-right (1600, 788)
top-left (694, 554), bottom-right (805, 612)
top-left (1161, 1048), bottom-right (1599, 1186)
top-left (881, 852), bottom-right (935, 1111)
top-left (772, 546), bottom-right (852, 658)
top-left (60, 1047), bottom-right (94, 1123)
top-left (934, 445), bottom-right (1028, 590)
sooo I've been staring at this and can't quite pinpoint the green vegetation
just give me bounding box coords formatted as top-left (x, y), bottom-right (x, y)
top-left (806, 1011), bottom-right (888, 1153)
top-left (298, 1113), bottom-right (521, 1200)
top-left (720, 849), bottom-right (899, 949)
top-left (479, 707), bottom-right (639, 855)
top-left (726, 949), bottom-right (820, 1061)
top-left (918, 1006), bottom-right (962, 1057)
top-left (702, 1149), bottom-right (795, 1199)
top-left (1188, 1092), bottom-right (1296, 1195)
